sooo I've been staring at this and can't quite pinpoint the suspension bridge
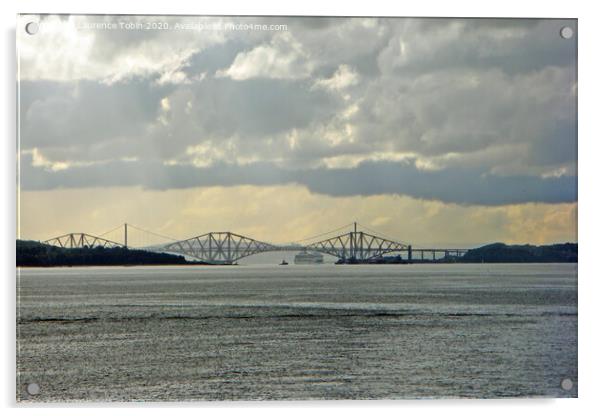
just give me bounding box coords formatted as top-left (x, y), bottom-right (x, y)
top-left (42, 222), bottom-right (468, 265)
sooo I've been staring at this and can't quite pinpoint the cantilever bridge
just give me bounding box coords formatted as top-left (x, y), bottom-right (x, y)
top-left (45, 233), bottom-right (124, 249)
top-left (42, 222), bottom-right (468, 265)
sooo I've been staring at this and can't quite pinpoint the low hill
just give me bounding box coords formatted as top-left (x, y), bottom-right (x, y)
top-left (16, 240), bottom-right (197, 267)
top-left (461, 242), bottom-right (577, 263)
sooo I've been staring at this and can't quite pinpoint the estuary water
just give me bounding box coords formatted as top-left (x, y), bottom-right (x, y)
top-left (17, 263), bottom-right (577, 401)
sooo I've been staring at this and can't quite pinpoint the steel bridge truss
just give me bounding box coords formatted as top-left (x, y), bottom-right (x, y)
top-left (44, 233), bottom-right (124, 249)
top-left (42, 228), bottom-right (469, 264)
top-left (306, 231), bottom-right (409, 261)
top-left (161, 232), bottom-right (277, 264)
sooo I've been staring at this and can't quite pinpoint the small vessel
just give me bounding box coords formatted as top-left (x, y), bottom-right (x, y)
top-left (279, 259), bottom-right (289, 265)
top-left (294, 250), bottom-right (324, 264)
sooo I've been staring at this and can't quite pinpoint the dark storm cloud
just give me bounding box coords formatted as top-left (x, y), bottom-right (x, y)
top-left (301, 161), bottom-right (577, 205)
top-left (20, 156), bottom-right (576, 206)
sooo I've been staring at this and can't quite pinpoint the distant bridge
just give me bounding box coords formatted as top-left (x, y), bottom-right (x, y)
top-left (42, 223), bottom-right (468, 265)
top-left (44, 233), bottom-right (124, 249)
top-left (161, 232), bottom-right (280, 264)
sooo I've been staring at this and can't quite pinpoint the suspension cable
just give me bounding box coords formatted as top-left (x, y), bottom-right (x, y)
top-left (292, 222), bottom-right (355, 243)
top-left (126, 223), bottom-right (179, 242)
top-left (97, 224), bottom-right (125, 238)
top-left (356, 222), bottom-right (410, 246)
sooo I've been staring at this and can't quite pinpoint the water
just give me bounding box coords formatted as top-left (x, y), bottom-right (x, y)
top-left (16, 264), bottom-right (577, 401)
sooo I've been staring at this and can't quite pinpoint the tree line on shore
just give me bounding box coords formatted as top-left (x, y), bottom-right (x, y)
top-left (16, 240), bottom-right (194, 267)
top-left (462, 242), bottom-right (577, 263)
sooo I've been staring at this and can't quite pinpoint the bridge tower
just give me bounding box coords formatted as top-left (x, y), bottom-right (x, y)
top-left (305, 222), bottom-right (410, 263)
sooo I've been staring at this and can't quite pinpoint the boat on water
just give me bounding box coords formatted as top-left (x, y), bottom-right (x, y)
top-left (294, 250), bottom-right (324, 264)
top-left (279, 259), bottom-right (289, 265)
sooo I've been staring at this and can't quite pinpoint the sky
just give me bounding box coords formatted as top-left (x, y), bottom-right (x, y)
top-left (17, 15), bottom-right (577, 247)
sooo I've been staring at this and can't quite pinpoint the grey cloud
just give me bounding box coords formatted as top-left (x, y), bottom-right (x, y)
top-left (290, 17), bottom-right (391, 77)
top-left (20, 79), bottom-right (172, 154)
top-left (182, 40), bottom-right (249, 76)
top-left (351, 65), bottom-right (576, 172)
top-left (528, 119), bottom-right (577, 166)
top-left (377, 19), bottom-right (576, 76)
top-left (181, 77), bottom-right (339, 138)
top-left (18, 16), bottom-right (577, 206)
top-left (139, 76), bottom-right (343, 162)
top-left (19, 73), bottom-right (343, 162)
top-left (20, 157), bottom-right (576, 206)
top-left (302, 160), bottom-right (576, 205)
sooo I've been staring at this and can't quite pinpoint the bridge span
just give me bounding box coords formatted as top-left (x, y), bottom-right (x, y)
top-left (42, 223), bottom-right (468, 265)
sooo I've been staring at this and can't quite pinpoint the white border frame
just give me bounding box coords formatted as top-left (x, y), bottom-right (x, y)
top-left (3, 1), bottom-right (600, 415)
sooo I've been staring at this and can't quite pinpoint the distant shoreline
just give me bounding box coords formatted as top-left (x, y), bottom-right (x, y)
top-left (16, 240), bottom-right (206, 267)
top-left (16, 262), bottom-right (578, 269)
top-left (16, 263), bottom-right (228, 268)
top-left (16, 239), bottom-right (577, 267)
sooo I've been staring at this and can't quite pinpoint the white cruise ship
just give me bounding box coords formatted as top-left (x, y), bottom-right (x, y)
top-left (294, 250), bottom-right (324, 264)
